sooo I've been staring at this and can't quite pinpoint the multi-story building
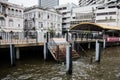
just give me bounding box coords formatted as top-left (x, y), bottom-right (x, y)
top-left (79, 0), bottom-right (119, 7)
top-left (54, 3), bottom-right (78, 33)
top-left (79, 0), bottom-right (105, 7)
top-left (24, 5), bottom-right (62, 37)
top-left (0, 0), bottom-right (24, 32)
top-left (38, 0), bottom-right (59, 8)
top-left (75, 0), bottom-right (120, 27)
top-left (71, 4), bottom-right (99, 26)
top-left (95, 1), bottom-right (120, 27)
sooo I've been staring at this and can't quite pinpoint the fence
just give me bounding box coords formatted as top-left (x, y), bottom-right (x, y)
top-left (48, 38), bottom-right (67, 61)
top-left (0, 31), bottom-right (45, 45)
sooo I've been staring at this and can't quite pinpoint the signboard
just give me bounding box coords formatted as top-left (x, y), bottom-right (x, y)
top-left (106, 37), bottom-right (120, 42)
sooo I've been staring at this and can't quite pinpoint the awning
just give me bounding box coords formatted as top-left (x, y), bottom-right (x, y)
top-left (70, 22), bottom-right (120, 31)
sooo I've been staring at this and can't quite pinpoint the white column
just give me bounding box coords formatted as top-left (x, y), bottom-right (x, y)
top-left (10, 44), bottom-right (15, 66)
top-left (66, 44), bottom-right (72, 74)
top-left (95, 40), bottom-right (101, 63)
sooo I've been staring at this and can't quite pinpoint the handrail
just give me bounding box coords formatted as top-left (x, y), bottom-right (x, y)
top-left (0, 32), bottom-right (44, 45)
top-left (48, 38), bottom-right (66, 61)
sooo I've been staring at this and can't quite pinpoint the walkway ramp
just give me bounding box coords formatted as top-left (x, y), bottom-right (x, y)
top-left (48, 38), bottom-right (80, 61)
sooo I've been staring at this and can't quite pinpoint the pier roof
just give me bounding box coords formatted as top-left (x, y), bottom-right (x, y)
top-left (70, 22), bottom-right (120, 31)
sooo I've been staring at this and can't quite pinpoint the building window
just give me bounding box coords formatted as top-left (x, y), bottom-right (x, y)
top-left (109, 12), bottom-right (116, 15)
top-left (110, 16), bottom-right (112, 20)
top-left (0, 17), bottom-right (5, 26)
top-left (29, 22), bottom-right (32, 28)
top-left (2, 6), bottom-right (6, 13)
top-left (38, 22), bottom-right (43, 28)
top-left (18, 24), bottom-right (20, 27)
top-left (9, 19), bottom-right (13, 27)
top-left (38, 12), bottom-right (41, 18)
top-left (11, 9), bottom-right (14, 15)
top-left (98, 7), bottom-right (105, 10)
top-left (16, 10), bottom-right (18, 16)
top-left (97, 12), bottom-right (108, 16)
top-left (108, 6), bottom-right (116, 8)
top-left (48, 15), bottom-right (49, 19)
top-left (63, 7), bottom-right (67, 10)
top-left (105, 17), bottom-right (108, 21)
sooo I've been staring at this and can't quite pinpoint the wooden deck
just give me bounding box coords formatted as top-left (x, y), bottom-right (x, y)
top-left (0, 39), bottom-right (44, 48)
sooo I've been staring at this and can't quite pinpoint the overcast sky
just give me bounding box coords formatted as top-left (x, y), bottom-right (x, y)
top-left (9, 0), bottom-right (78, 7)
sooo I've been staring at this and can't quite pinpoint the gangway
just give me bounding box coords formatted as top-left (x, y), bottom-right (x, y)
top-left (48, 38), bottom-right (80, 61)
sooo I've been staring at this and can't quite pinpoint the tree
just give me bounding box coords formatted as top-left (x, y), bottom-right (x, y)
top-left (48, 26), bottom-right (55, 38)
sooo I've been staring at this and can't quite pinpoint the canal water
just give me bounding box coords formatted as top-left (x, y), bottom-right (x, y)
top-left (0, 46), bottom-right (120, 80)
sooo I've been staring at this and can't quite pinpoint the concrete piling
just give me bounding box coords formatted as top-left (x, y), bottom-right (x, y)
top-left (66, 44), bottom-right (72, 75)
top-left (44, 42), bottom-right (48, 61)
top-left (10, 44), bottom-right (15, 66)
top-left (95, 40), bottom-right (101, 63)
top-left (44, 32), bottom-right (49, 61)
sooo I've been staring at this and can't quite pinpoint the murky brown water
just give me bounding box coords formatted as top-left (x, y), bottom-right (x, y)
top-left (0, 46), bottom-right (120, 80)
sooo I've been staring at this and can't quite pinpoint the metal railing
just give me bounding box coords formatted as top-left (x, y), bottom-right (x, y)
top-left (0, 31), bottom-right (45, 45)
top-left (48, 38), bottom-right (66, 61)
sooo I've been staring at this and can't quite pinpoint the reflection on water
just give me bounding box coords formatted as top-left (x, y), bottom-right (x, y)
top-left (0, 46), bottom-right (120, 80)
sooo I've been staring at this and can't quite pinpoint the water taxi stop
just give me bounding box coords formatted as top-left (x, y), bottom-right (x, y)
top-left (43, 22), bottom-right (120, 62)
top-left (70, 22), bottom-right (120, 48)
top-left (1, 22), bottom-right (120, 67)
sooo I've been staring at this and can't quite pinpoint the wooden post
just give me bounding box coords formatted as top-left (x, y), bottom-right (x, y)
top-left (95, 40), bottom-right (101, 63)
top-left (10, 44), bottom-right (15, 66)
top-left (66, 44), bottom-right (72, 75)
top-left (16, 48), bottom-right (20, 60)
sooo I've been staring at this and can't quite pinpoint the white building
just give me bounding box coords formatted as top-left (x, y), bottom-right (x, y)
top-left (71, 5), bottom-right (99, 26)
top-left (0, 0), bottom-right (24, 32)
top-left (54, 3), bottom-right (78, 33)
top-left (79, 0), bottom-right (105, 7)
top-left (79, 0), bottom-right (119, 7)
top-left (72, 0), bottom-right (120, 28)
top-left (24, 5), bottom-right (62, 36)
top-left (38, 0), bottom-right (59, 8)
top-left (95, 1), bottom-right (120, 27)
